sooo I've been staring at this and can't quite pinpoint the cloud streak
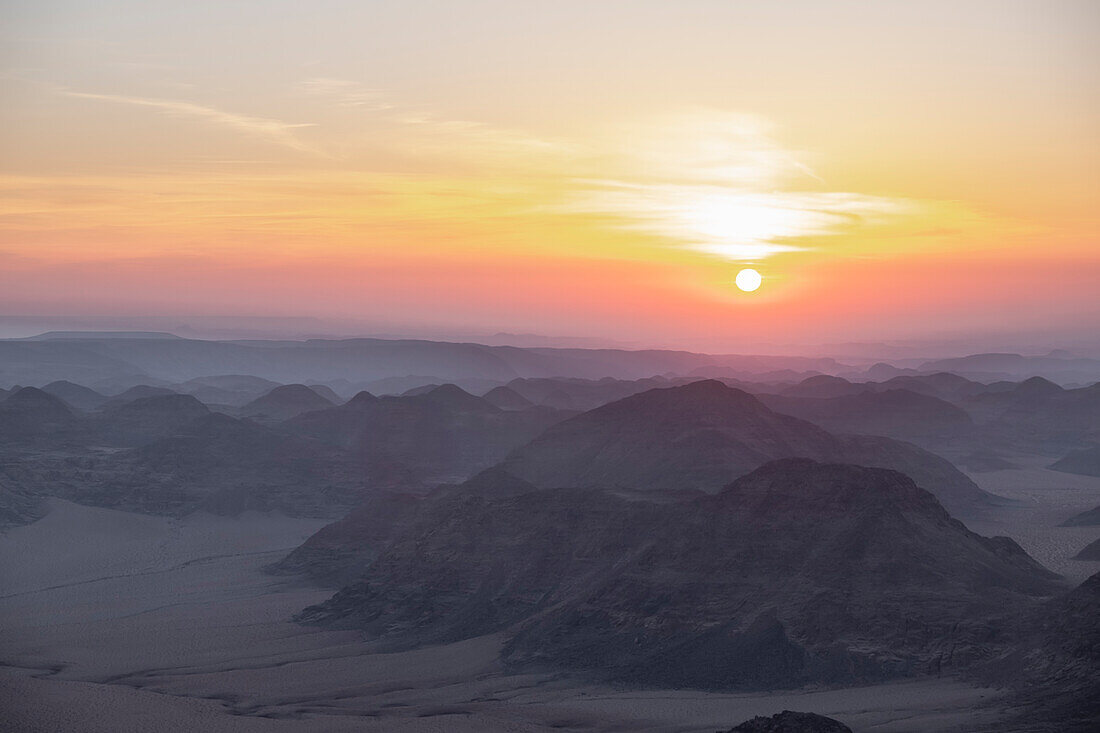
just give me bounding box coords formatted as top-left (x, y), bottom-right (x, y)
top-left (63, 90), bottom-right (322, 155)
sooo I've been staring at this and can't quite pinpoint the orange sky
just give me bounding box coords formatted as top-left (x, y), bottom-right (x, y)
top-left (1, 1), bottom-right (1098, 350)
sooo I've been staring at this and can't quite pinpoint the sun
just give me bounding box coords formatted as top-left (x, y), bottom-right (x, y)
top-left (735, 268), bottom-right (762, 292)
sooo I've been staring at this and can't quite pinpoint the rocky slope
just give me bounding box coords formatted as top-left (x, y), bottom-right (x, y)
top-left (294, 459), bottom-right (1057, 689)
top-left (981, 571), bottom-right (1100, 731)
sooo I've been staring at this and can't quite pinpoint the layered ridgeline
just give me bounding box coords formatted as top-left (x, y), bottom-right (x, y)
top-left (282, 384), bottom-right (566, 485)
top-left (496, 380), bottom-right (994, 516)
top-left (75, 414), bottom-right (366, 517)
top-left (757, 389), bottom-right (975, 449)
top-left (292, 459), bottom-right (1058, 689)
top-left (0, 381), bottom-right (566, 518)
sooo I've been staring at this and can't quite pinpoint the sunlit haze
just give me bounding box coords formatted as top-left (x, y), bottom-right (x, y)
top-left (1, 0), bottom-right (1098, 351)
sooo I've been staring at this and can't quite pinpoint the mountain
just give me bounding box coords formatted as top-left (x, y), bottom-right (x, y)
top-left (498, 380), bottom-right (993, 515)
top-left (284, 385), bottom-right (567, 485)
top-left (240, 384), bottom-right (336, 422)
top-left (40, 380), bottom-right (108, 411)
top-left (982, 571), bottom-right (1100, 730)
top-left (1050, 444), bottom-right (1100, 477)
top-left (102, 384), bottom-right (178, 405)
top-left (780, 375), bottom-right (870, 398)
top-left (481, 385), bottom-right (535, 411)
top-left (759, 389), bottom-right (974, 448)
top-left (173, 374), bottom-right (282, 407)
top-left (1061, 504), bottom-right (1100, 527)
top-left (872, 372), bottom-right (986, 402)
top-left (1074, 539), bottom-right (1100, 561)
top-left (305, 384), bottom-right (343, 404)
top-left (294, 459), bottom-right (1057, 689)
top-left (77, 413), bottom-right (364, 517)
top-left (0, 334), bottom-right (856, 388)
top-left (274, 490), bottom-right (423, 584)
top-left (0, 387), bottom-right (81, 444)
top-left (919, 353), bottom-right (1100, 384)
top-left (955, 380), bottom-right (1100, 455)
top-left (90, 393), bottom-right (211, 447)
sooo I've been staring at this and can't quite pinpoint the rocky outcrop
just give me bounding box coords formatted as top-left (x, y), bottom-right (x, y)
top-left (294, 459), bottom-right (1057, 689)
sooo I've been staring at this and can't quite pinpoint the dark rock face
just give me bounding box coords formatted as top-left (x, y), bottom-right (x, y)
top-left (982, 572), bottom-right (1100, 731)
top-left (1050, 444), bottom-right (1100, 477)
top-left (721, 710), bottom-right (853, 733)
top-left (499, 381), bottom-right (994, 516)
top-left (41, 380), bottom-right (108, 411)
top-left (294, 459), bottom-right (1058, 689)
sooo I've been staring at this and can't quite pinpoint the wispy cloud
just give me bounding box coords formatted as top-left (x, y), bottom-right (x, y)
top-left (297, 77), bottom-right (393, 109)
top-left (572, 111), bottom-right (916, 262)
top-left (297, 77), bottom-right (571, 165)
top-left (62, 90), bottom-right (322, 155)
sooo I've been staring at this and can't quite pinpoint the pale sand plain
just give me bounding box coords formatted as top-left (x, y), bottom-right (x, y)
top-left (4, 463), bottom-right (1098, 732)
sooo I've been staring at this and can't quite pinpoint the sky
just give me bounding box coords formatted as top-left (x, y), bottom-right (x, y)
top-left (1, 0), bottom-right (1098, 351)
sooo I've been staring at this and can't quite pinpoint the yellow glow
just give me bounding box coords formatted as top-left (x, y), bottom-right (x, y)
top-left (735, 268), bottom-right (762, 292)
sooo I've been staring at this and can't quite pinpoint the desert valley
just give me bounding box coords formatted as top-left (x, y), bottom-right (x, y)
top-left (0, 333), bottom-right (1097, 731)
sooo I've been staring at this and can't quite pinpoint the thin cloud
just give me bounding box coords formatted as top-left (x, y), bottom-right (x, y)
top-left (298, 77), bottom-right (393, 109)
top-left (62, 90), bottom-right (322, 155)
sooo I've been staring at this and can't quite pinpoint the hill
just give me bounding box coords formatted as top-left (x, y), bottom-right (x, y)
top-left (499, 380), bottom-right (993, 515)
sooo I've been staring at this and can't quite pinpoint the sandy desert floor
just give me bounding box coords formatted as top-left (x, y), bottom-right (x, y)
top-left (965, 457), bottom-right (1100, 584)
top-left (3, 462), bottom-right (1099, 732)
